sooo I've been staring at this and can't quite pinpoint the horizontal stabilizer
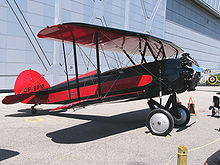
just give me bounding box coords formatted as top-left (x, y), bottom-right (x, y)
top-left (2, 93), bottom-right (34, 104)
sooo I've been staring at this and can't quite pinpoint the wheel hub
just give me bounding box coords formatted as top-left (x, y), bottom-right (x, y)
top-left (150, 113), bottom-right (170, 134)
top-left (174, 108), bottom-right (187, 125)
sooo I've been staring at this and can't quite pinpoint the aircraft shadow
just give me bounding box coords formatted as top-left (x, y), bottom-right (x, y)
top-left (175, 121), bottom-right (196, 132)
top-left (5, 109), bottom-right (66, 117)
top-left (207, 115), bottom-right (220, 119)
top-left (0, 149), bottom-right (19, 161)
top-left (5, 108), bottom-right (196, 144)
top-left (46, 109), bottom-right (150, 144)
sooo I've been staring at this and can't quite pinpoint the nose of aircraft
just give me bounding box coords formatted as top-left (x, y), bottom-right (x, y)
top-left (179, 53), bottom-right (202, 91)
top-left (188, 71), bottom-right (201, 91)
top-left (188, 57), bottom-right (211, 91)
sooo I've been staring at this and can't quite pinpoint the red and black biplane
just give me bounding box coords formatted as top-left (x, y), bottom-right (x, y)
top-left (2, 23), bottom-right (201, 136)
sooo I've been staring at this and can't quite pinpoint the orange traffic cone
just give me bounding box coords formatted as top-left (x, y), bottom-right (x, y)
top-left (188, 97), bottom-right (196, 115)
top-left (177, 97), bottom-right (181, 105)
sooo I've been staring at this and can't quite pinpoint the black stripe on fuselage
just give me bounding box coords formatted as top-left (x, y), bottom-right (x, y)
top-left (36, 61), bottom-right (160, 97)
top-left (52, 85), bottom-right (148, 104)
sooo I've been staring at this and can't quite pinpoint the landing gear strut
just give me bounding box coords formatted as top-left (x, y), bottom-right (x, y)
top-left (146, 93), bottom-right (190, 136)
top-left (31, 104), bottom-right (37, 114)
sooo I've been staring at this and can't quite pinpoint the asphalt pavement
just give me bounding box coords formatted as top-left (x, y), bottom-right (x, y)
top-left (0, 86), bottom-right (219, 165)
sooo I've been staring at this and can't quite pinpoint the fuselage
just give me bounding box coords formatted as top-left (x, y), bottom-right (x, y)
top-left (25, 58), bottom-right (198, 105)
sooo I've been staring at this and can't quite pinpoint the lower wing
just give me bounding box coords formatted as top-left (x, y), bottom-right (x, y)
top-left (2, 93), bottom-right (34, 104)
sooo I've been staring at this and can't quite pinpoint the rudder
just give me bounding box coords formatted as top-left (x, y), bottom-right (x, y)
top-left (14, 69), bottom-right (50, 94)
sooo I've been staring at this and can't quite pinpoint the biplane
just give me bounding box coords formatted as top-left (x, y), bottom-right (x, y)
top-left (2, 23), bottom-right (201, 136)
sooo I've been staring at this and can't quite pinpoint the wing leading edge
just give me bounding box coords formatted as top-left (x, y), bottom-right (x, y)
top-left (38, 22), bottom-right (183, 57)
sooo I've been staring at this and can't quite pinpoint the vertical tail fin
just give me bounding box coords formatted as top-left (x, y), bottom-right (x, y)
top-left (2, 69), bottom-right (50, 104)
top-left (14, 69), bottom-right (50, 94)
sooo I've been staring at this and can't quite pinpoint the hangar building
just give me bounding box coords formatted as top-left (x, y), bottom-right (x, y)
top-left (0, 0), bottom-right (220, 90)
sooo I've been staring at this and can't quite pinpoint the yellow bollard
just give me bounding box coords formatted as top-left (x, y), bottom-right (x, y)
top-left (177, 146), bottom-right (188, 165)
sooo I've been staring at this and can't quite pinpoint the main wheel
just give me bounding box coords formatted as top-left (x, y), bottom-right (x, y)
top-left (146, 108), bottom-right (174, 136)
top-left (172, 105), bottom-right (190, 127)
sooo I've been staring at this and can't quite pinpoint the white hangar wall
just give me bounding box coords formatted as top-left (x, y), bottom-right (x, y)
top-left (165, 0), bottom-right (220, 74)
top-left (0, 0), bottom-right (55, 90)
top-left (0, 0), bottom-right (220, 90)
top-left (0, 0), bottom-right (167, 89)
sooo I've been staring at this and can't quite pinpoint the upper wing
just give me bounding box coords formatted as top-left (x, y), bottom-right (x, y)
top-left (38, 22), bottom-right (183, 57)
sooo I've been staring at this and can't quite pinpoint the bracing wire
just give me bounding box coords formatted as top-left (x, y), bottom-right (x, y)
top-left (77, 45), bottom-right (96, 69)
top-left (103, 74), bottom-right (121, 98)
top-left (98, 31), bottom-right (174, 90)
top-left (59, 46), bottom-right (72, 67)
top-left (85, 32), bottom-right (96, 70)
top-left (100, 44), bottom-right (111, 70)
top-left (5, 0), bottom-right (48, 71)
top-left (13, 0), bottom-right (51, 67)
top-left (112, 52), bottom-right (120, 68)
top-left (77, 45), bottom-right (89, 72)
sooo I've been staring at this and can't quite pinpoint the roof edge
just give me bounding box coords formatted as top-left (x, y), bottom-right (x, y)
top-left (193, 0), bottom-right (220, 19)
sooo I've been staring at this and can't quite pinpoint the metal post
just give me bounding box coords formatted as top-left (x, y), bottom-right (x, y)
top-left (159, 64), bottom-right (162, 104)
top-left (62, 41), bottom-right (71, 102)
top-left (53, 0), bottom-right (62, 85)
top-left (177, 146), bottom-right (188, 165)
top-left (95, 32), bottom-right (102, 97)
top-left (72, 38), bottom-right (81, 101)
top-left (124, 0), bottom-right (130, 30)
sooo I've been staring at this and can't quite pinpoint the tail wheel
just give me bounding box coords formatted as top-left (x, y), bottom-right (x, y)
top-left (31, 106), bottom-right (37, 114)
top-left (212, 109), bottom-right (216, 117)
top-left (146, 109), bottom-right (174, 136)
top-left (172, 105), bottom-right (190, 127)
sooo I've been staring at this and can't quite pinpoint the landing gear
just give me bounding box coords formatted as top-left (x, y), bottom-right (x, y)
top-left (31, 104), bottom-right (37, 114)
top-left (146, 108), bottom-right (174, 136)
top-left (146, 93), bottom-right (190, 136)
top-left (172, 105), bottom-right (190, 127)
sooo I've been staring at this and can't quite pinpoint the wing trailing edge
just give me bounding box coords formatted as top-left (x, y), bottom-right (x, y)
top-left (50, 98), bottom-right (97, 112)
top-left (2, 93), bottom-right (34, 104)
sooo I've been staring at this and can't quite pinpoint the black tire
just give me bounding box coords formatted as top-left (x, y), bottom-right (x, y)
top-left (172, 105), bottom-right (190, 127)
top-left (146, 108), bottom-right (174, 136)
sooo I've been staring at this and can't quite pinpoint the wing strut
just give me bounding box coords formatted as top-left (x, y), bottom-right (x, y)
top-left (95, 32), bottom-right (102, 97)
top-left (156, 44), bottom-right (163, 59)
top-left (159, 41), bottom-right (166, 59)
top-left (62, 41), bottom-right (71, 102)
top-left (141, 40), bottom-right (148, 63)
top-left (146, 41), bottom-right (157, 61)
top-left (72, 37), bottom-right (81, 101)
top-left (122, 49), bottom-right (136, 65)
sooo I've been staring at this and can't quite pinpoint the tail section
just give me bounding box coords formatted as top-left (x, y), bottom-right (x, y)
top-left (2, 93), bottom-right (34, 104)
top-left (2, 69), bottom-right (50, 104)
top-left (14, 69), bottom-right (50, 94)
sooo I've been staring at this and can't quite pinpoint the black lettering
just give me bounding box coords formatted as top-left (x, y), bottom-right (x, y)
top-left (28, 87), bottom-right (31, 92)
top-left (24, 88), bottom-right (27, 93)
top-left (40, 84), bottom-right (44, 89)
